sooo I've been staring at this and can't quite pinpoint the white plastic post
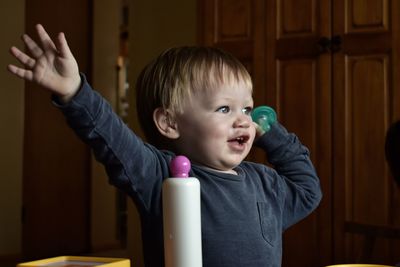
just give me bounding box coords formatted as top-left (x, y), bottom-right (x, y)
top-left (162, 156), bottom-right (202, 267)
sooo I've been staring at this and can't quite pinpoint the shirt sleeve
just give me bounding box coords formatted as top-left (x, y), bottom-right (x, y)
top-left (254, 122), bottom-right (323, 230)
top-left (52, 74), bottom-right (170, 214)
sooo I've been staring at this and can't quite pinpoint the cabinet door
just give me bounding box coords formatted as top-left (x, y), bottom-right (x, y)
top-left (332, 0), bottom-right (400, 264)
top-left (264, 1), bottom-right (332, 266)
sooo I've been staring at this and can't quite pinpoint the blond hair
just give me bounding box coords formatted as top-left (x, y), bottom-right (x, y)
top-left (135, 46), bottom-right (252, 148)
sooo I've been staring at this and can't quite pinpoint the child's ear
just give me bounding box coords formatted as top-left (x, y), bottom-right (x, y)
top-left (153, 107), bottom-right (180, 139)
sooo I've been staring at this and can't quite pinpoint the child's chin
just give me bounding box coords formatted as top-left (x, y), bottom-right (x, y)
top-left (222, 160), bottom-right (243, 171)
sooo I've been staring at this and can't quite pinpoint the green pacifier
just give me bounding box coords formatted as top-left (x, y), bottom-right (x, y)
top-left (251, 106), bottom-right (277, 133)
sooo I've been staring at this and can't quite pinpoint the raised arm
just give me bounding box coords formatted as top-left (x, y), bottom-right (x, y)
top-left (7, 24), bottom-right (81, 103)
top-left (256, 122), bottom-right (322, 228)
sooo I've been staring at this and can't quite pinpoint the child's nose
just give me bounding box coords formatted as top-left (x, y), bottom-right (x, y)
top-left (233, 113), bottom-right (251, 128)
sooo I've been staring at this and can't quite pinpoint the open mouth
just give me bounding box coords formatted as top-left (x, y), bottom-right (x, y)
top-left (229, 135), bottom-right (250, 145)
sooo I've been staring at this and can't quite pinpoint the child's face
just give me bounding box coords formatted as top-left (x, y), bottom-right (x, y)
top-left (173, 82), bottom-right (256, 174)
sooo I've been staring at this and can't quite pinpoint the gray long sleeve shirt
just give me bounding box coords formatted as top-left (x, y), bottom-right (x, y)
top-left (56, 75), bottom-right (322, 267)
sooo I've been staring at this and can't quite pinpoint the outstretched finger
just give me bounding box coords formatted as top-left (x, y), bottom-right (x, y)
top-left (56, 32), bottom-right (73, 58)
top-left (36, 24), bottom-right (57, 52)
top-left (10, 46), bottom-right (36, 69)
top-left (7, 64), bottom-right (34, 81)
top-left (22, 34), bottom-right (43, 58)
top-left (253, 122), bottom-right (266, 137)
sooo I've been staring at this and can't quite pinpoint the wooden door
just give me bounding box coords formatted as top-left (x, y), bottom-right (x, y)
top-left (264, 1), bottom-right (332, 266)
top-left (23, 0), bottom-right (92, 260)
top-left (199, 0), bottom-right (400, 266)
top-left (332, 0), bottom-right (400, 264)
top-left (199, 1), bottom-right (332, 266)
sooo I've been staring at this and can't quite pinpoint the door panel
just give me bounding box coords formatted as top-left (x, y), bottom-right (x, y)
top-left (277, 59), bottom-right (317, 148)
top-left (347, 0), bottom-right (388, 33)
top-left (217, 0), bottom-right (251, 41)
top-left (201, 0), bottom-right (253, 59)
top-left (278, 0), bottom-right (316, 36)
top-left (345, 55), bottom-right (390, 221)
top-left (199, 1), bottom-right (332, 266)
top-left (268, 1), bottom-right (332, 266)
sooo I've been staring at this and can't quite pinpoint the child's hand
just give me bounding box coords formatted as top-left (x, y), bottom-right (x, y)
top-left (7, 24), bottom-right (81, 103)
top-left (253, 122), bottom-right (266, 139)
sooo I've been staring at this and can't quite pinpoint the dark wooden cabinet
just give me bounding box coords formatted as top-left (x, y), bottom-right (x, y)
top-left (198, 0), bottom-right (400, 266)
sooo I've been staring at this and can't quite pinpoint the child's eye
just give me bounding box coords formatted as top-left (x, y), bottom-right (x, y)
top-left (216, 106), bottom-right (230, 113)
top-left (242, 107), bottom-right (253, 115)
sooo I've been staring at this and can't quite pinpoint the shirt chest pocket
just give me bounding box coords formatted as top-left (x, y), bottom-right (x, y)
top-left (257, 202), bottom-right (280, 247)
